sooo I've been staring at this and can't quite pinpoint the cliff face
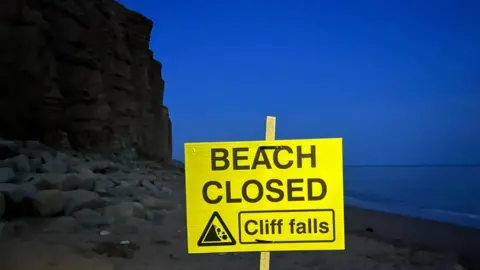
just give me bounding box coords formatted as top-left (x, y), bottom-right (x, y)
top-left (0, 0), bottom-right (172, 162)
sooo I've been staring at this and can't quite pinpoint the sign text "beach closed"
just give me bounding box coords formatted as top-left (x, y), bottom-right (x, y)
top-left (184, 138), bottom-right (345, 253)
top-left (203, 145), bottom-right (327, 204)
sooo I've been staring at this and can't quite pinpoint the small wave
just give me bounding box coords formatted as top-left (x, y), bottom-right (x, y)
top-left (344, 192), bottom-right (412, 207)
top-left (420, 208), bottom-right (480, 220)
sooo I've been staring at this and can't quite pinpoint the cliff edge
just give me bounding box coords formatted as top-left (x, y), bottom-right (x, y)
top-left (0, 0), bottom-right (172, 162)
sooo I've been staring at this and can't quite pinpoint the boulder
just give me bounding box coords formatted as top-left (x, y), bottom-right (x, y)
top-left (7, 154), bottom-right (31, 174)
top-left (28, 173), bottom-right (94, 191)
top-left (94, 178), bottom-right (115, 194)
top-left (31, 189), bottom-right (64, 217)
top-left (39, 152), bottom-right (68, 173)
top-left (0, 183), bottom-right (25, 204)
top-left (0, 168), bottom-right (15, 183)
top-left (62, 190), bottom-right (103, 215)
top-left (140, 179), bottom-right (162, 196)
top-left (0, 183), bottom-right (39, 217)
top-left (106, 184), bottom-right (135, 197)
top-left (73, 208), bottom-right (112, 227)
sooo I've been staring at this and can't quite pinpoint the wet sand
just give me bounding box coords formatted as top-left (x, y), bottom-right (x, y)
top-left (344, 205), bottom-right (480, 269)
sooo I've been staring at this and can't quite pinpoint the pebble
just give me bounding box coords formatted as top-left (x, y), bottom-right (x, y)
top-left (99, 230), bottom-right (111, 236)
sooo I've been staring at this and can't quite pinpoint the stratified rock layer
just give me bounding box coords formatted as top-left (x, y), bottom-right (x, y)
top-left (0, 0), bottom-right (172, 162)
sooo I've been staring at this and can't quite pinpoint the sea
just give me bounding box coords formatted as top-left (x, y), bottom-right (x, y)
top-left (343, 165), bottom-right (480, 229)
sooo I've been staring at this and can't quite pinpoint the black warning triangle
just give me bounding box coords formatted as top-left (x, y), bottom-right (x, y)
top-left (197, 211), bottom-right (236, 247)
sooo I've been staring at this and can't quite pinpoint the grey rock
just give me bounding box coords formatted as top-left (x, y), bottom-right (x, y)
top-left (131, 186), bottom-right (148, 198)
top-left (110, 172), bottom-right (145, 185)
top-left (63, 190), bottom-right (103, 215)
top-left (160, 185), bottom-right (174, 196)
top-left (171, 172), bottom-right (185, 182)
top-left (10, 154), bottom-right (31, 173)
top-left (120, 178), bottom-right (140, 187)
top-left (55, 152), bottom-right (83, 167)
top-left (73, 208), bottom-right (112, 227)
top-left (153, 181), bottom-right (163, 189)
top-left (40, 151), bottom-right (68, 173)
top-left (108, 176), bottom-right (121, 185)
top-left (106, 184), bottom-right (134, 197)
top-left (101, 172), bottom-right (156, 186)
top-left (24, 140), bottom-right (44, 149)
top-left (140, 196), bottom-right (176, 210)
top-left (29, 157), bottom-right (42, 172)
top-left (134, 161), bottom-right (164, 170)
top-left (103, 202), bottom-right (146, 220)
top-left (0, 182), bottom-right (37, 199)
top-left (145, 210), bottom-right (164, 225)
top-left (0, 193), bottom-right (5, 218)
top-left (78, 167), bottom-right (95, 176)
top-left (156, 170), bottom-right (185, 182)
top-left (77, 168), bottom-right (96, 190)
top-left (141, 179), bottom-right (161, 196)
top-left (0, 183), bottom-right (25, 203)
top-left (30, 173), bottom-right (80, 191)
top-left (0, 168), bottom-right (15, 183)
top-left (119, 180), bottom-right (137, 189)
top-left (0, 139), bottom-right (16, 148)
top-left (0, 183), bottom-right (39, 217)
top-left (131, 173), bottom-right (156, 182)
top-left (32, 189), bottom-right (64, 216)
top-left (71, 161), bottom-right (119, 173)
top-left (94, 178), bottom-right (115, 193)
top-left (102, 196), bottom-right (133, 206)
top-left (29, 173), bottom-right (93, 191)
top-left (60, 174), bottom-right (84, 190)
top-left (19, 183), bottom-right (37, 198)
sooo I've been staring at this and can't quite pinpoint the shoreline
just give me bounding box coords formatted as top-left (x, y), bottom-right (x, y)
top-left (344, 205), bottom-right (480, 269)
top-left (345, 196), bottom-right (480, 229)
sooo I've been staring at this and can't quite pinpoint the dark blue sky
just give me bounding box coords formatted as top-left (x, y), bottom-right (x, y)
top-left (119, 0), bottom-right (479, 165)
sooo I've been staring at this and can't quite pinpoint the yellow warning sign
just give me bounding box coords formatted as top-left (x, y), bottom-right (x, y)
top-left (184, 138), bottom-right (345, 253)
top-left (198, 212), bottom-right (236, 246)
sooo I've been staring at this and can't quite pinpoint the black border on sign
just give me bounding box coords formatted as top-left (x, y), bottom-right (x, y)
top-left (238, 209), bottom-right (336, 244)
top-left (197, 211), bottom-right (237, 247)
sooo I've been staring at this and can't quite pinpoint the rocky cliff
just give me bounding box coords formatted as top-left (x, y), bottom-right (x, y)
top-left (0, 0), bottom-right (172, 162)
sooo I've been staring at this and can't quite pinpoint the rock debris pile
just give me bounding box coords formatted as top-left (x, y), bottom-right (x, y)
top-left (0, 138), bottom-right (184, 227)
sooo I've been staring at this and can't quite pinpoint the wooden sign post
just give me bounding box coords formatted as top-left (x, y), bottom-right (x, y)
top-left (260, 115), bottom-right (276, 270)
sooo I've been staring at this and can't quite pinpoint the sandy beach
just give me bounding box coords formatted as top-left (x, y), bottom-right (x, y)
top-left (0, 188), bottom-right (477, 270)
